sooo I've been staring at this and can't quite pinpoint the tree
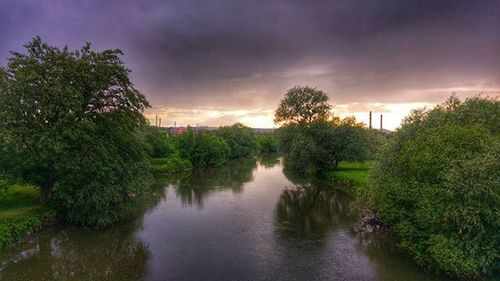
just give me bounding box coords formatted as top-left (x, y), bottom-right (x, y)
top-left (274, 86), bottom-right (332, 125)
top-left (275, 87), bottom-right (373, 174)
top-left (216, 123), bottom-right (257, 158)
top-left (276, 119), bottom-right (372, 174)
top-left (145, 127), bottom-right (176, 158)
top-left (363, 95), bottom-right (499, 278)
top-left (174, 129), bottom-right (230, 167)
top-left (0, 37), bottom-right (152, 226)
top-left (256, 134), bottom-right (278, 154)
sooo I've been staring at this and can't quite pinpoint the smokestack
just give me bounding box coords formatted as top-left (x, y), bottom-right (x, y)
top-left (380, 114), bottom-right (383, 131)
top-left (155, 116), bottom-right (158, 127)
top-left (159, 118), bottom-right (161, 128)
top-left (369, 111), bottom-right (372, 129)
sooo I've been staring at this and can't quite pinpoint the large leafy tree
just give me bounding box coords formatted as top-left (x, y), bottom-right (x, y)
top-left (276, 120), bottom-right (372, 173)
top-left (274, 86), bottom-right (332, 125)
top-left (275, 86), bottom-right (373, 174)
top-left (0, 37), bottom-right (152, 226)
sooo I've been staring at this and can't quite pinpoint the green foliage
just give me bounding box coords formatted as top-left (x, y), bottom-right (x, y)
top-left (0, 179), bottom-right (8, 195)
top-left (145, 127), bottom-right (176, 158)
top-left (216, 123), bottom-right (257, 158)
top-left (0, 37), bottom-right (152, 227)
top-left (174, 129), bottom-right (230, 167)
top-left (324, 161), bottom-right (375, 186)
top-left (364, 95), bottom-right (500, 278)
top-left (277, 120), bottom-right (374, 174)
top-left (150, 154), bottom-right (192, 174)
top-left (256, 133), bottom-right (278, 154)
top-left (0, 185), bottom-right (55, 248)
top-left (274, 87), bottom-right (375, 174)
top-left (274, 86), bottom-right (332, 125)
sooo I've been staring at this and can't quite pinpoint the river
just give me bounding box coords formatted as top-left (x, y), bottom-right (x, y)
top-left (0, 156), bottom-right (448, 280)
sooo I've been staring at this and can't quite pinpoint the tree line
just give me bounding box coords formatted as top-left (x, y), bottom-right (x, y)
top-left (0, 38), bottom-right (277, 227)
top-left (146, 123), bottom-right (278, 169)
top-left (1, 38), bottom-right (498, 279)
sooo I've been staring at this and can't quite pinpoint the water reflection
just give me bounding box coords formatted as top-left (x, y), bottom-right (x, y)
top-left (0, 176), bottom-right (172, 281)
top-left (173, 157), bottom-right (257, 207)
top-left (281, 165), bottom-right (315, 185)
top-left (256, 153), bottom-right (281, 168)
top-left (0, 156), bottom-right (449, 281)
top-left (275, 184), bottom-right (352, 241)
top-left (0, 224), bottom-right (149, 281)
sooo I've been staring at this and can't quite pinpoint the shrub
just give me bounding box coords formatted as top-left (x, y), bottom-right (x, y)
top-left (216, 123), bottom-right (257, 158)
top-left (256, 134), bottom-right (278, 154)
top-left (0, 185), bottom-right (56, 248)
top-left (277, 120), bottom-right (373, 174)
top-left (364, 95), bottom-right (500, 278)
top-left (174, 129), bottom-right (230, 167)
top-left (150, 154), bottom-right (192, 174)
top-left (145, 127), bottom-right (176, 158)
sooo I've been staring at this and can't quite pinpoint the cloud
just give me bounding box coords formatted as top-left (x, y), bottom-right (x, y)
top-left (1, 0), bottom-right (498, 128)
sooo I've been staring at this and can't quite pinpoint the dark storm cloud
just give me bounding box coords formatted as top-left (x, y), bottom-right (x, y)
top-left (1, 0), bottom-right (499, 112)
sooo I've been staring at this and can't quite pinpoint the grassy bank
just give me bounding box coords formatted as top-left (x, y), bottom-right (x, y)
top-left (0, 155), bottom-right (190, 248)
top-left (0, 184), bottom-right (55, 248)
top-left (324, 161), bottom-right (375, 186)
top-left (150, 154), bottom-right (192, 174)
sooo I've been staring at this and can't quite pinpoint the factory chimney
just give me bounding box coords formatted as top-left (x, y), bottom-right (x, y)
top-left (380, 114), bottom-right (383, 131)
top-left (369, 111), bottom-right (372, 129)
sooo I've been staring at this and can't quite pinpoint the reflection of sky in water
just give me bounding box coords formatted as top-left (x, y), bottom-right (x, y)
top-left (0, 157), bottom-right (449, 281)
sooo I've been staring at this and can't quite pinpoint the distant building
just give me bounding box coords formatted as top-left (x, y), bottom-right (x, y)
top-left (168, 127), bottom-right (187, 136)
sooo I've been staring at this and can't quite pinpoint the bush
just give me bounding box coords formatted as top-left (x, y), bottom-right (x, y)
top-left (174, 129), bottom-right (230, 167)
top-left (277, 120), bottom-right (373, 174)
top-left (0, 179), bottom-right (8, 196)
top-left (145, 127), bottom-right (176, 158)
top-left (0, 185), bottom-right (56, 248)
top-left (256, 134), bottom-right (278, 154)
top-left (150, 154), bottom-right (192, 174)
top-left (216, 123), bottom-right (257, 158)
top-left (363, 95), bottom-right (499, 278)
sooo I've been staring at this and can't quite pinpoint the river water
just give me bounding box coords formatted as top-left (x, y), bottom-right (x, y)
top-left (0, 156), bottom-right (448, 281)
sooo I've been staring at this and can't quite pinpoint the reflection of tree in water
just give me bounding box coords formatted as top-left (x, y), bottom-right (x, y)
top-left (275, 184), bottom-right (352, 241)
top-left (0, 176), bottom-right (176, 281)
top-left (0, 223), bottom-right (149, 281)
top-left (174, 157), bottom-right (257, 207)
top-left (353, 229), bottom-right (448, 281)
top-left (257, 153), bottom-right (281, 168)
top-left (281, 164), bottom-right (315, 185)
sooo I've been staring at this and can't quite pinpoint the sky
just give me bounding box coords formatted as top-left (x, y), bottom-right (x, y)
top-left (1, 0), bottom-right (499, 130)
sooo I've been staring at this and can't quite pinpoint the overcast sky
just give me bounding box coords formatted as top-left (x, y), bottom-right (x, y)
top-left (1, 0), bottom-right (499, 129)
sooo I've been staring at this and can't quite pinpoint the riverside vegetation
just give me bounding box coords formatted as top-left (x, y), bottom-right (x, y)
top-left (358, 96), bottom-right (499, 278)
top-left (1, 38), bottom-right (498, 280)
top-left (0, 37), bottom-right (278, 245)
top-left (274, 87), bottom-right (499, 279)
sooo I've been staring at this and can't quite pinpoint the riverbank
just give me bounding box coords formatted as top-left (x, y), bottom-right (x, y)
top-left (0, 155), bottom-right (221, 249)
top-left (150, 154), bottom-right (192, 174)
top-left (0, 156), bottom-right (448, 281)
top-left (0, 184), bottom-right (55, 248)
top-left (324, 161), bottom-right (375, 186)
